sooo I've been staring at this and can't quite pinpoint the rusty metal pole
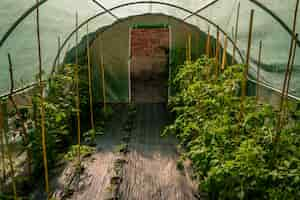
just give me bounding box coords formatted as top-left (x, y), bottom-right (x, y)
top-left (256, 40), bottom-right (263, 103)
top-left (241, 9), bottom-right (255, 115)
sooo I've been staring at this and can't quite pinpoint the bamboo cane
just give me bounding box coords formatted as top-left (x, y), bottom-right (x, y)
top-left (278, 34), bottom-right (298, 129)
top-left (215, 27), bottom-right (220, 80)
top-left (185, 37), bottom-right (188, 62)
top-left (241, 10), bottom-right (255, 115)
top-left (277, 0), bottom-right (299, 130)
top-left (286, 34), bottom-right (298, 99)
top-left (8, 53), bottom-right (32, 177)
top-left (100, 36), bottom-right (106, 112)
top-left (36, 0), bottom-right (49, 197)
top-left (256, 40), bottom-right (262, 103)
top-left (0, 103), bottom-right (6, 190)
top-left (221, 35), bottom-right (228, 71)
top-left (75, 12), bottom-right (81, 166)
top-left (86, 24), bottom-right (95, 131)
top-left (188, 33), bottom-right (192, 62)
top-left (206, 27), bottom-right (211, 57)
top-left (1, 99), bottom-right (17, 200)
top-left (232, 2), bottom-right (240, 64)
top-left (57, 36), bottom-right (61, 68)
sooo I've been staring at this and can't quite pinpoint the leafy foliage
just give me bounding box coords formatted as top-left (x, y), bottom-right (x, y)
top-left (164, 56), bottom-right (300, 199)
top-left (64, 145), bottom-right (95, 161)
top-left (30, 64), bottom-right (92, 175)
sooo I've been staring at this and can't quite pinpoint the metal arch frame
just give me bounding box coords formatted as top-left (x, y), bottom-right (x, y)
top-left (51, 1), bottom-right (245, 70)
top-left (1, 0), bottom-right (300, 49)
top-left (249, 0), bottom-right (300, 47)
top-left (0, 0), bottom-right (299, 98)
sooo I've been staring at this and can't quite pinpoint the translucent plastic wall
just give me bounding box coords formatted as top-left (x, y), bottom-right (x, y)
top-left (0, 0), bottom-right (299, 97)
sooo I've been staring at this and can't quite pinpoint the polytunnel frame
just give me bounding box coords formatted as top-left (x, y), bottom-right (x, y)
top-left (51, 0), bottom-right (246, 71)
top-left (0, 0), bottom-right (299, 100)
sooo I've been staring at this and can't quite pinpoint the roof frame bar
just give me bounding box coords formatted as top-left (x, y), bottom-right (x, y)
top-left (92, 0), bottom-right (119, 20)
top-left (1, 0), bottom-right (300, 49)
top-left (51, 1), bottom-right (245, 72)
top-left (183, 0), bottom-right (219, 21)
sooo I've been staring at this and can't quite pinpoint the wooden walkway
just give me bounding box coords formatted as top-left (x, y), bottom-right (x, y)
top-left (54, 104), bottom-right (197, 200)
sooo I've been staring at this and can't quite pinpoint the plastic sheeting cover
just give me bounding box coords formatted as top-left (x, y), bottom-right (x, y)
top-left (0, 0), bottom-right (299, 97)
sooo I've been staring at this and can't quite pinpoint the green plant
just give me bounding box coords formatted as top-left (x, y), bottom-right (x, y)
top-left (164, 56), bottom-right (300, 199)
top-left (64, 145), bottom-right (95, 161)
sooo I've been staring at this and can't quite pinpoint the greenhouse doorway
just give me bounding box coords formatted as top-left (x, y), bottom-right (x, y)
top-left (130, 25), bottom-right (170, 103)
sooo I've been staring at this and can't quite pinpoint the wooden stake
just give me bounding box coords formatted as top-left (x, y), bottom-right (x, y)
top-left (188, 33), bottom-right (192, 62)
top-left (100, 35), bottom-right (106, 112)
top-left (286, 34), bottom-right (298, 98)
top-left (1, 102), bottom-right (17, 200)
top-left (75, 12), bottom-right (81, 166)
top-left (232, 2), bottom-right (240, 64)
top-left (256, 40), bottom-right (263, 103)
top-left (8, 53), bottom-right (32, 178)
top-left (36, 0), bottom-right (49, 197)
top-left (0, 103), bottom-right (6, 190)
top-left (215, 27), bottom-right (220, 80)
top-left (185, 38), bottom-right (188, 62)
top-left (241, 9), bottom-right (255, 114)
top-left (206, 27), bottom-right (211, 57)
top-left (57, 36), bottom-right (61, 68)
top-left (278, 0), bottom-right (299, 130)
top-left (86, 24), bottom-right (95, 131)
top-left (221, 35), bottom-right (228, 71)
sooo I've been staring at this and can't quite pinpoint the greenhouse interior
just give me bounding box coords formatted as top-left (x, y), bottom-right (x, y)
top-left (0, 0), bottom-right (300, 199)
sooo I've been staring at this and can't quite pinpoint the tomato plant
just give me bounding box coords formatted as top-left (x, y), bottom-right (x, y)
top-left (164, 56), bottom-right (300, 199)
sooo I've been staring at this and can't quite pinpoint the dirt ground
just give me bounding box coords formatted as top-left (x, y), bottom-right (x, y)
top-left (52, 104), bottom-right (198, 200)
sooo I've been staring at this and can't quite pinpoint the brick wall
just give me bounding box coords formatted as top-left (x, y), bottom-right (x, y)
top-left (131, 28), bottom-right (169, 80)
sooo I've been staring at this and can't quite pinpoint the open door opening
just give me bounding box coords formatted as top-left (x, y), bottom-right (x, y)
top-left (130, 26), bottom-right (170, 103)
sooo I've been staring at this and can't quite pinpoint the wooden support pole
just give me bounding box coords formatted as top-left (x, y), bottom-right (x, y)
top-left (277, 0), bottom-right (299, 130)
top-left (75, 12), bottom-right (81, 166)
top-left (221, 35), bottom-right (228, 71)
top-left (232, 2), bottom-right (240, 64)
top-left (188, 33), bottom-right (192, 62)
top-left (215, 27), bottom-right (220, 80)
top-left (36, 0), bottom-right (49, 197)
top-left (8, 53), bottom-right (32, 177)
top-left (1, 105), bottom-right (18, 200)
top-left (241, 9), bottom-right (254, 115)
top-left (100, 36), bottom-right (106, 112)
top-left (206, 27), bottom-right (211, 57)
top-left (286, 34), bottom-right (298, 98)
top-left (256, 40), bottom-right (263, 103)
top-left (57, 36), bottom-right (61, 68)
top-left (0, 102), bottom-right (6, 190)
top-left (86, 23), bottom-right (95, 131)
top-left (185, 37), bottom-right (188, 62)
